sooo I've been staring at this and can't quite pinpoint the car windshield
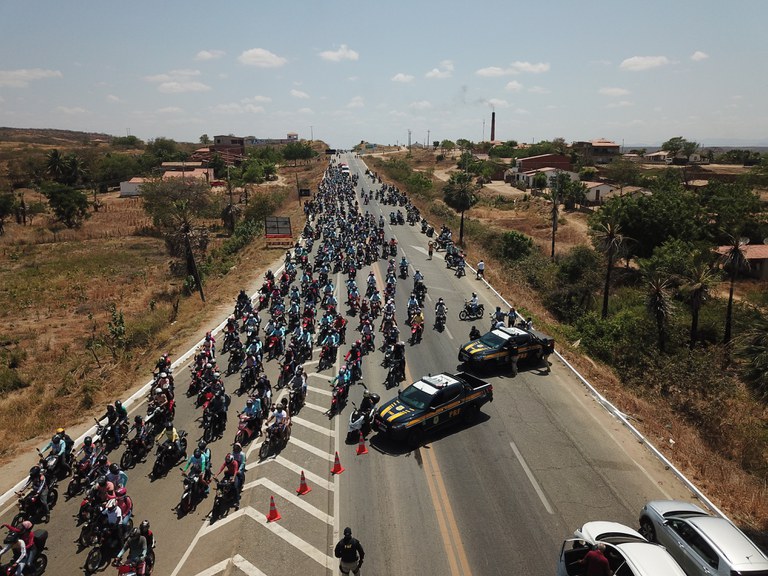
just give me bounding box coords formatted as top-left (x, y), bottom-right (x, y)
top-left (399, 386), bottom-right (432, 411)
top-left (479, 332), bottom-right (506, 348)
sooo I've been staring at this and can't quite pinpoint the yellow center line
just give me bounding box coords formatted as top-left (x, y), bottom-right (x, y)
top-left (403, 363), bottom-right (473, 576)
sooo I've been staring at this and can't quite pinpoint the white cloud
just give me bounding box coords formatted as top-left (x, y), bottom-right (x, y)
top-left (0, 68), bottom-right (62, 87)
top-left (425, 60), bottom-right (454, 79)
top-left (195, 50), bottom-right (225, 61)
top-left (528, 86), bottom-right (550, 94)
top-left (290, 89), bottom-right (310, 99)
top-left (212, 95), bottom-right (270, 115)
top-left (157, 106), bottom-right (183, 114)
top-left (505, 80), bottom-right (523, 92)
top-left (347, 96), bottom-right (364, 108)
top-left (391, 73), bottom-right (414, 83)
top-left (319, 44), bottom-right (359, 62)
top-left (607, 100), bottom-right (634, 108)
top-left (691, 51), bottom-right (709, 62)
top-left (476, 66), bottom-right (508, 77)
top-left (409, 100), bottom-right (432, 110)
top-left (238, 48), bottom-right (287, 68)
top-left (476, 61), bottom-right (549, 76)
top-left (487, 98), bottom-right (509, 108)
top-left (144, 69), bottom-right (201, 83)
top-left (620, 55), bottom-right (670, 71)
top-left (297, 107), bottom-right (313, 114)
top-left (158, 81), bottom-right (210, 94)
top-left (55, 106), bottom-right (86, 115)
top-left (106, 94), bottom-right (121, 102)
top-left (599, 87), bottom-right (630, 97)
top-left (247, 95), bottom-right (272, 104)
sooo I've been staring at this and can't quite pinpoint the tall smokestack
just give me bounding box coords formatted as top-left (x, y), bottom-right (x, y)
top-left (490, 111), bottom-right (496, 142)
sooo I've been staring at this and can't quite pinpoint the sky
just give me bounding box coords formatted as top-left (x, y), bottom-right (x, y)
top-left (1, 1), bottom-right (767, 149)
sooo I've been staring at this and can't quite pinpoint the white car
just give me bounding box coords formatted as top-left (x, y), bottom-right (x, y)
top-left (558, 521), bottom-right (688, 576)
top-left (639, 500), bottom-right (768, 576)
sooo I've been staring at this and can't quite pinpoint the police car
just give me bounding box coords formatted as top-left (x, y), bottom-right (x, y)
top-left (458, 326), bottom-right (554, 369)
top-left (374, 372), bottom-right (493, 446)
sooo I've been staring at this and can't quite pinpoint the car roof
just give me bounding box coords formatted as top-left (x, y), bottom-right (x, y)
top-left (616, 542), bottom-right (688, 576)
top-left (647, 500), bottom-right (708, 518)
top-left (575, 521), bottom-right (646, 545)
top-left (686, 516), bottom-right (768, 570)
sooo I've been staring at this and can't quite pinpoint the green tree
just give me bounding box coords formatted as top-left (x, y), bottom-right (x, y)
top-left (661, 136), bottom-right (699, 160)
top-left (440, 140), bottom-right (456, 157)
top-left (41, 183), bottom-right (90, 228)
top-left (680, 260), bottom-right (719, 349)
top-left (92, 153), bottom-right (140, 190)
top-left (546, 245), bottom-right (602, 322)
top-left (208, 153), bottom-right (226, 179)
top-left (442, 171), bottom-right (480, 246)
top-left (605, 159), bottom-right (640, 190)
top-left (641, 263), bottom-right (676, 353)
top-left (61, 153), bottom-right (89, 186)
top-left (496, 230), bottom-right (533, 262)
top-left (591, 219), bottom-right (625, 319)
top-left (199, 134), bottom-right (211, 145)
top-left (579, 166), bottom-right (599, 181)
top-left (45, 149), bottom-right (66, 182)
top-left (738, 316), bottom-right (768, 401)
top-left (282, 142), bottom-right (314, 166)
top-left (720, 235), bottom-right (749, 346)
top-left (532, 172), bottom-right (548, 192)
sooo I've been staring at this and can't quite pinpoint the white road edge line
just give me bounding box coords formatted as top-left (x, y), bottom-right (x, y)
top-left (509, 440), bottom-right (554, 515)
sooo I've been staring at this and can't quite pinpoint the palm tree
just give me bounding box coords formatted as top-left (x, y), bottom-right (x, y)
top-left (643, 267), bottom-right (676, 353)
top-left (737, 316), bottom-right (768, 401)
top-left (45, 149), bottom-right (65, 182)
top-left (442, 171), bottom-right (479, 246)
top-left (720, 235), bottom-right (749, 345)
top-left (679, 262), bottom-right (719, 349)
top-left (592, 220), bottom-right (625, 319)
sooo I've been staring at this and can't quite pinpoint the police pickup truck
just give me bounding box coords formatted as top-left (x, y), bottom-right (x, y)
top-left (458, 325), bottom-right (554, 372)
top-left (373, 372), bottom-right (493, 446)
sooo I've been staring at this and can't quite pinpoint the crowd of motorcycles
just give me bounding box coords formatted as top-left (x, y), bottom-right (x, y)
top-left (3, 157), bottom-right (490, 576)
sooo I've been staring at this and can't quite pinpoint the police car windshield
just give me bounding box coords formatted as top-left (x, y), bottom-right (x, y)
top-left (399, 386), bottom-right (431, 411)
top-left (479, 332), bottom-right (506, 347)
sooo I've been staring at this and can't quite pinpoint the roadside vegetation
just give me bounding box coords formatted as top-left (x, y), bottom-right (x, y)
top-left (366, 143), bottom-right (768, 533)
top-left (0, 129), bottom-right (323, 459)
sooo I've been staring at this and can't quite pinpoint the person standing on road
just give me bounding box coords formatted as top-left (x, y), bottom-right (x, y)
top-left (580, 542), bottom-right (613, 576)
top-left (427, 240), bottom-right (434, 260)
top-left (476, 259), bottom-right (485, 280)
top-left (335, 527), bottom-right (365, 575)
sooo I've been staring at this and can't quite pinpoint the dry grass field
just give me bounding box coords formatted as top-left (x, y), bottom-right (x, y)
top-left (0, 150), bottom-right (326, 462)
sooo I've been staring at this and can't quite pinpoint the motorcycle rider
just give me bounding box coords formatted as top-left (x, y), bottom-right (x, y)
top-left (240, 398), bottom-right (262, 438)
top-left (40, 433), bottom-right (70, 476)
top-left (289, 365), bottom-right (308, 406)
top-left (97, 403), bottom-right (125, 446)
top-left (469, 292), bottom-right (479, 316)
top-left (469, 325), bottom-right (482, 341)
top-left (75, 435), bottom-right (100, 467)
top-left (0, 519), bottom-right (37, 575)
top-left (231, 443), bottom-right (246, 490)
top-left (410, 308), bottom-right (425, 341)
top-left (115, 527), bottom-right (147, 575)
top-left (91, 474), bottom-right (116, 505)
top-left (130, 415), bottom-right (152, 451)
top-left (116, 487), bottom-right (133, 533)
top-left (106, 462), bottom-right (128, 489)
top-left (392, 341), bottom-right (406, 381)
top-left (198, 440), bottom-right (213, 483)
top-left (19, 466), bottom-right (49, 516)
top-left (435, 297), bottom-right (447, 319)
top-left (265, 402), bottom-right (290, 442)
top-left (213, 453), bottom-right (241, 510)
top-left (182, 448), bottom-right (209, 496)
top-left (155, 422), bottom-right (182, 460)
top-left (101, 497), bottom-right (124, 541)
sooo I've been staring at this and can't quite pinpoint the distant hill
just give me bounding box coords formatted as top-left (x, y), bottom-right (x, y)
top-left (0, 127), bottom-right (119, 147)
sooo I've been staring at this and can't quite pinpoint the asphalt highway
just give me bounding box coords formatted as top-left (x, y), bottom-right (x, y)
top-left (0, 153), bottom-right (694, 576)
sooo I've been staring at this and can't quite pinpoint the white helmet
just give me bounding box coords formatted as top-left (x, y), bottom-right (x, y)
top-left (154, 387), bottom-right (162, 395)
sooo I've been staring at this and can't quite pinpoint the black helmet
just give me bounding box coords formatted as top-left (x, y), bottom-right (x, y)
top-left (84, 436), bottom-right (93, 446)
top-left (97, 455), bottom-right (108, 466)
top-left (134, 415), bottom-right (143, 424)
top-left (107, 404), bottom-right (115, 412)
top-left (198, 440), bottom-right (207, 451)
top-left (130, 527), bottom-right (140, 539)
top-left (115, 400), bottom-right (122, 408)
top-left (51, 434), bottom-right (61, 444)
top-left (29, 466), bottom-right (41, 477)
top-left (343, 527), bottom-right (352, 537)
top-left (97, 476), bottom-right (107, 487)
top-left (109, 463), bottom-right (119, 474)
top-left (165, 422), bottom-right (173, 431)
top-left (193, 449), bottom-right (201, 459)
top-left (139, 520), bottom-right (150, 534)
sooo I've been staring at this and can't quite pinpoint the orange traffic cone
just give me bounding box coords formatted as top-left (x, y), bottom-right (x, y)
top-left (330, 451), bottom-right (345, 475)
top-left (296, 471), bottom-right (312, 495)
top-left (356, 431), bottom-right (368, 455)
top-left (266, 495), bottom-right (282, 522)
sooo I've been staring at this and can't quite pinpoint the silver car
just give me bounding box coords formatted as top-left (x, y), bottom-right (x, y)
top-left (558, 521), bottom-right (688, 576)
top-left (639, 500), bottom-right (768, 576)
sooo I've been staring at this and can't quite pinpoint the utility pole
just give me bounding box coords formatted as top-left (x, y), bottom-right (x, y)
top-left (310, 126), bottom-right (314, 141)
top-left (407, 129), bottom-right (412, 152)
top-left (427, 130), bottom-right (430, 149)
top-left (482, 119), bottom-right (486, 142)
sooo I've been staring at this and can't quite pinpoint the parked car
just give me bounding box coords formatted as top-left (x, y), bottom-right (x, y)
top-left (557, 521), bottom-right (687, 576)
top-left (639, 500), bottom-right (768, 576)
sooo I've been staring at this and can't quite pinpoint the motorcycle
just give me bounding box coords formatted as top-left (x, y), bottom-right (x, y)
top-left (410, 322), bottom-right (424, 345)
top-left (434, 311), bottom-right (447, 332)
top-left (209, 477), bottom-right (238, 523)
top-left (226, 347), bottom-right (245, 375)
top-left (288, 388), bottom-right (304, 416)
top-left (221, 331), bottom-right (238, 354)
top-left (1, 527), bottom-right (48, 575)
top-left (399, 264), bottom-right (409, 279)
top-left (177, 469), bottom-right (206, 517)
top-left (201, 409), bottom-right (226, 444)
top-left (258, 423), bottom-right (291, 460)
top-left (458, 301), bottom-right (484, 321)
top-left (328, 380), bottom-right (350, 417)
top-left (66, 458), bottom-right (93, 497)
top-left (150, 431), bottom-right (187, 480)
top-left (233, 413), bottom-right (262, 446)
top-left (119, 435), bottom-right (151, 470)
top-left (84, 520), bottom-right (125, 574)
top-left (236, 367), bottom-right (256, 396)
top-left (318, 344), bottom-right (336, 371)
top-left (346, 392), bottom-right (381, 443)
top-left (112, 558), bottom-right (152, 576)
top-left (12, 487), bottom-right (57, 526)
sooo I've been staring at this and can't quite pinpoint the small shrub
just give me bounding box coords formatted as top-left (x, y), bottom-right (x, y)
top-left (496, 230), bottom-right (534, 262)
